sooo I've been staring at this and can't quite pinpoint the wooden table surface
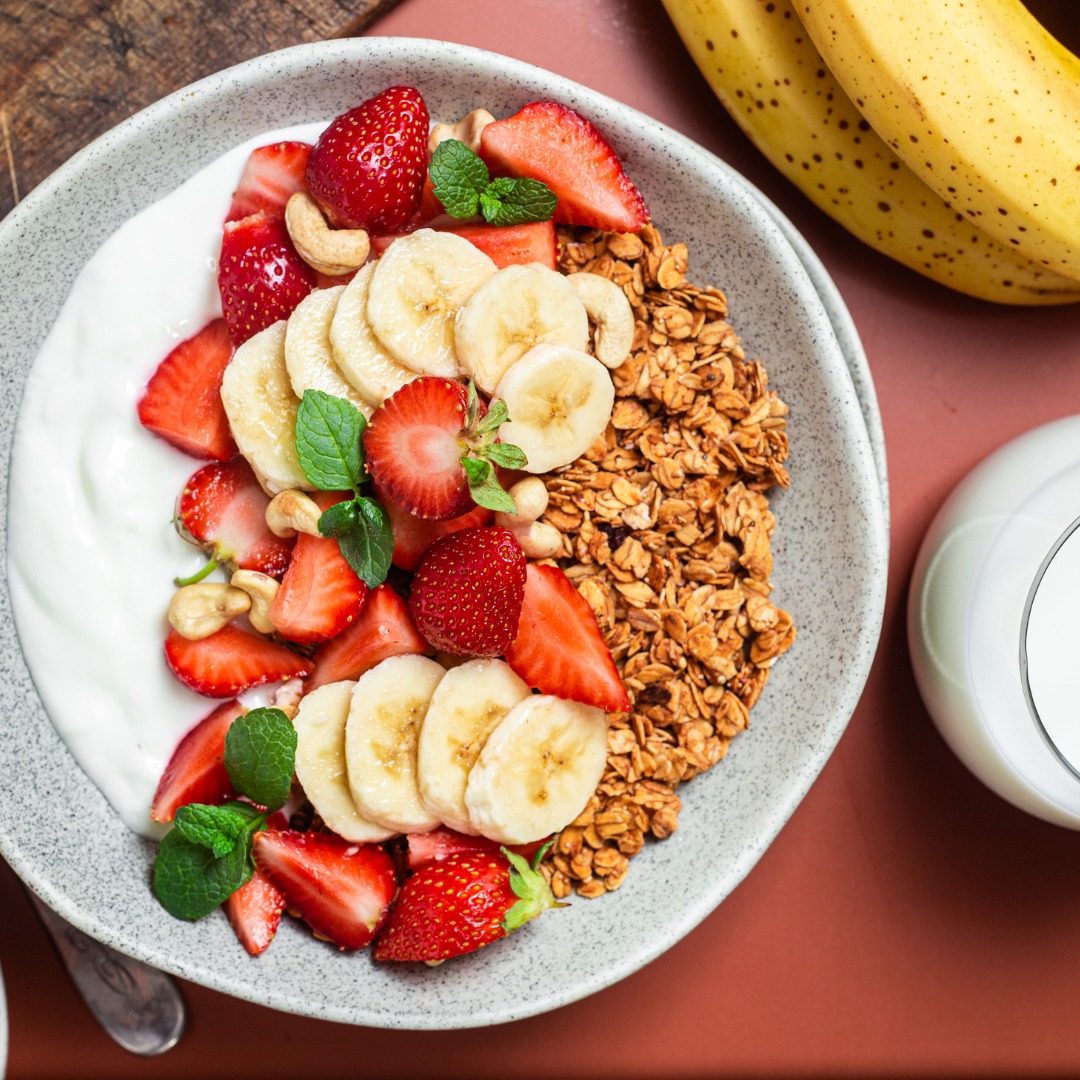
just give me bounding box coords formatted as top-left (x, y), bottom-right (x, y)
top-left (3, 0), bottom-right (1080, 1076)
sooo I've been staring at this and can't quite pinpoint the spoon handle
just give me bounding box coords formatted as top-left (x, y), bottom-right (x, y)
top-left (27, 891), bottom-right (185, 1056)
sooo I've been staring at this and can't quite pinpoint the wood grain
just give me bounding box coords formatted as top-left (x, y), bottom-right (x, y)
top-left (0, 0), bottom-right (403, 219)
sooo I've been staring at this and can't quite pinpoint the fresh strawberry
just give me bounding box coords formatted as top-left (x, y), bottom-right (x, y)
top-left (370, 219), bottom-right (557, 270)
top-left (225, 141), bottom-right (313, 223)
top-left (408, 526), bottom-right (526, 657)
top-left (223, 866), bottom-right (287, 956)
top-left (177, 456), bottom-right (294, 576)
top-left (252, 829), bottom-right (397, 951)
top-left (304, 583), bottom-right (427, 693)
top-left (217, 210), bottom-right (316, 345)
top-left (306, 87), bottom-right (429, 232)
top-left (374, 846), bottom-right (560, 963)
top-left (479, 101), bottom-right (650, 232)
top-left (164, 623), bottom-right (311, 698)
top-left (375, 482), bottom-right (493, 571)
top-left (505, 562), bottom-right (631, 712)
top-left (137, 319), bottom-right (236, 461)
top-left (149, 699), bottom-right (245, 822)
top-left (405, 827), bottom-right (546, 872)
top-left (269, 492), bottom-right (368, 644)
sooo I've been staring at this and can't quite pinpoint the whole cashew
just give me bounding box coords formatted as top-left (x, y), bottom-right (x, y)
top-left (285, 192), bottom-right (370, 277)
top-left (265, 489), bottom-right (323, 539)
top-left (508, 520), bottom-right (563, 560)
top-left (168, 583), bottom-right (251, 641)
top-left (230, 570), bottom-right (281, 635)
top-left (428, 108), bottom-right (497, 156)
top-left (566, 273), bottom-right (635, 369)
top-left (494, 476), bottom-right (549, 528)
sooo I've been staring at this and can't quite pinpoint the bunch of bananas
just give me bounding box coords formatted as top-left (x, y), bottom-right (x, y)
top-left (662, 0), bottom-right (1080, 304)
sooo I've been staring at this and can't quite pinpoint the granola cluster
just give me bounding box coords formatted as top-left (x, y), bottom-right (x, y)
top-left (541, 225), bottom-right (796, 899)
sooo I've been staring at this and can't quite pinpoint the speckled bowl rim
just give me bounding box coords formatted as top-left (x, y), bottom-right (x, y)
top-left (0, 38), bottom-right (887, 1028)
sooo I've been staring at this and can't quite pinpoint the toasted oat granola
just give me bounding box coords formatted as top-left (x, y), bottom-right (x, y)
top-left (540, 224), bottom-right (796, 900)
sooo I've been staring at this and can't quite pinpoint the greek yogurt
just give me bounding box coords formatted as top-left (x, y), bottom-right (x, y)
top-left (8, 123), bottom-right (325, 836)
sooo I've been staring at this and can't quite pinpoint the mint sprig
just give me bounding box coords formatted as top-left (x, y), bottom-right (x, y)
top-left (430, 139), bottom-right (557, 226)
top-left (152, 708), bottom-right (295, 922)
top-left (295, 390), bottom-right (394, 588)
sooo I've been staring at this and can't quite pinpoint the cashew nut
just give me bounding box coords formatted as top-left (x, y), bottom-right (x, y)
top-left (230, 570), bottom-right (281, 635)
top-left (270, 677), bottom-right (305, 720)
top-left (494, 476), bottom-right (549, 529)
top-left (285, 191), bottom-right (371, 277)
top-left (428, 108), bottom-right (497, 156)
top-left (508, 520), bottom-right (563, 560)
top-left (168, 582), bottom-right (251, 641)
top-left (566, 272), bottom-right (635, 369)
top-left (265, 489), bottom-right (323, 539)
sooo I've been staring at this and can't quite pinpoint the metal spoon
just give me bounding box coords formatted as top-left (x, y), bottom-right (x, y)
top-left (27, 891), bottom-right (185, 1055)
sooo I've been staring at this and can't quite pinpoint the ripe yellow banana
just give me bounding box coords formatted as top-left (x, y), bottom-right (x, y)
top-left (796, 0), bottom-right (1080, 281)
top-left (661, 0), bottom-right (1080, 304)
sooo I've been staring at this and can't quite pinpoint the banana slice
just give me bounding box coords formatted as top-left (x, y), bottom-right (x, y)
top-left (416, 658), bottom-right (532, 835)
top-left (454, 263), bottom-right (590, 395)
top-left (293, 681), bottom-right (397, 843)
top-left (328, 263), bottom-right (417, 407)
top-left (220, 320), bottom-right (314, 494)
top-left (493, 343), bottom-right (615, 474)
top-left (283, 285), bottom-right (373, 417)
top-left (366, 229), bottom-right (497, 378)
top-left (345, 654), bottom-right (446, 834)
top-left (464, 694), bottom-right (609, 845)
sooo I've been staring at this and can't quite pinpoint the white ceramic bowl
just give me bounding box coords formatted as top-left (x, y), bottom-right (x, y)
top-left (0, 38), bottom-right (887, 1028)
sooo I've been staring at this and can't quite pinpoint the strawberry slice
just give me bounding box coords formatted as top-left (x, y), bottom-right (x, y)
top-left (371, 219), bottom-right (557, 270)
top-left (137, 319), bottom-right (236, 461)
top-left (306, 86), bottom-right (429, 233)
top-left (405, 827), bottom-right (547, 871)
top-left (218, 210), bottom-right (316, 345)
top-left (269, 494), bottom-right (369, 645)
top-left (223, 866), bottom-right (287, 956)
top-left (376, 484), bottom-right (493, 571)
top-left (305, 583), bottom-right (427, 693)
top-left (505, 562), bottom-right (631, 712)
top-left (149, 699), bottom-right (245, 822)
top-left (177, 456), bottom-right (294, 576)
top-left (479, 101), bottom-right (650, 233)
top-left (252, 829), bottom-right (398, 950)
top-left (225, 141), bottom-right (312, 223)
top-left (164, 623), bottom-right (311, 698)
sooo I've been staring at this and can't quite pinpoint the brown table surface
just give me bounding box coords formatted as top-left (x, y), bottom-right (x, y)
top-left (4, 0), bottom-right (1080, 1076)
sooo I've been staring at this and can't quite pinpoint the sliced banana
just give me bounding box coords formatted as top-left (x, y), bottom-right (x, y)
top-left (284, 285), bottom-right (373, 417)
top-left (416, 658), bottom-right (532, 835)
top-left (366, 229), bottom-right (497, 378)
top-left (220, 320), bottom-right (314, 494)
top-left (493, 343), bottom-right (615, 474)
top-left (454, 263), bottom-right (590, 395)
top-left (328, 263), bottom-right (417, 407)
top-left (293, 681), bottom-right (397, 843)
top-left (345, 654), bottom-right (446, 834)
top-left (464, 694), bottom-right (609, 845)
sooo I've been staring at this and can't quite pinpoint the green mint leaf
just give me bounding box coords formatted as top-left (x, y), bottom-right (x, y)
top-left (172, 802), bottom-right (264, 859)
top-left (224, 708), bottom-right (297, 811)
top-left (461, 456), bottom-right (491, 485)
top-left (479, 176), bottom-right (558, 227)
top-left (485, 441), bottom-right (529, 470)
top-left (319, 499), bottom-right (361, 539)
top-left (152, 827), bottom-right (253, 921)
top-left (467, 465), bottom-right (518, 515)
top-left (337, 497), bottom-right (394, 588)
top-left (429, 139), bottom-right (490, 219)
top-left (295, 390), bottom-right (365, 491)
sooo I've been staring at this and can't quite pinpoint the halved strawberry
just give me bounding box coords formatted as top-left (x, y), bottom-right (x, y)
top-left (306, 86), bottom-right (429, 233)
top-left (376, 483), bottom-right (493, 572)
top-left (269, 492), bottom-right (368, 644)
top-left (225, 141), bottom-right (312, 223)
top-left (177, 456), bottom-right (294, 576)
top-left (223, 866), bottom-right (287, 956)
top-left (252, 829), bottom-right (397, 951)
top-left (164, 624), bottom-right (311, 698)
top-left (479, 101), bottom-right (650, 232)
top-left (405, 827), bottom-right (547, 872)
top-left (218, 211), bottom-right (316, 345)
top-left (149, 699), bottom-right (245, 822)
top-left (505, 562), bottom-right (631, 712)
top-left (137, 319), bottom-right (236, 461)
top-left (370, 219), bottom-right (557, 270)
